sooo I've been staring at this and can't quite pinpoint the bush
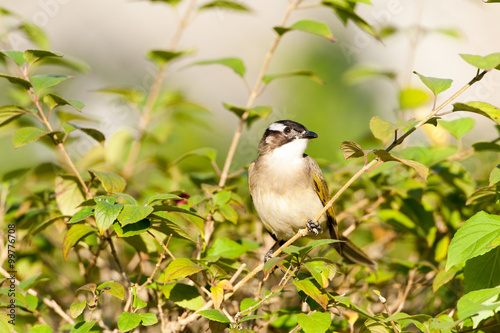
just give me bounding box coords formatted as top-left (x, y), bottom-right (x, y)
top-left (1, 1), bottom-right (500, 333)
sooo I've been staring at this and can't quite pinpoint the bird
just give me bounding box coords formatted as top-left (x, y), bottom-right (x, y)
top-left (248, 120), bottom-right (376, 268)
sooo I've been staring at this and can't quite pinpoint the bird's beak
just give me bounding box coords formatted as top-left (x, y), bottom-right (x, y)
top-left (301, 130), bottom-right (318, 139)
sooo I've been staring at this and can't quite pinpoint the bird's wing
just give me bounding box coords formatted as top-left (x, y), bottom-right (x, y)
top-left (304, 155), bottom-right (340, 239)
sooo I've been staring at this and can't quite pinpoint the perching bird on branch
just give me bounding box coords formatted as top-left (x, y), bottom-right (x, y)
top-left (248, 120), bottom-right (376, 268)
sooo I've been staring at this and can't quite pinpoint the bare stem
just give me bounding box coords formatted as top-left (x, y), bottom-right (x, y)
top-left (217, 0), bottom-right (303, 188)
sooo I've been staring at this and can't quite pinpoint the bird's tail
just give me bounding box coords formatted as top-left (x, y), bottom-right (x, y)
top-left (338, 236), bottom-right (378, 269)
top-left (326, 218), bottom-right (377, 268)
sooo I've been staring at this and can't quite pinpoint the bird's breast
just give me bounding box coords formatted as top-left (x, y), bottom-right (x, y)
top-left (249, 156), bottom-right (326, 240)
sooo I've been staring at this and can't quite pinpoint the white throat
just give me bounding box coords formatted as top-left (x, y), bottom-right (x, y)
top-left (269, 138), bottom-right (309, 162)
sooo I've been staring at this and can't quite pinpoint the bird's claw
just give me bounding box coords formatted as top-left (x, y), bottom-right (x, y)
top-left (306, 219), bottom-right (322, 235)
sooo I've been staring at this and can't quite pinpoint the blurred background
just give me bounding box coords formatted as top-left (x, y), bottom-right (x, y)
top-left (1, 0), bottom-right (500, 178)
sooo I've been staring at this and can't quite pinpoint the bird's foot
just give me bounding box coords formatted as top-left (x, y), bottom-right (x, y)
top-left (306, 219), bottom-right (322, 235)
top-left (264, 250), bottom-right (274, 263)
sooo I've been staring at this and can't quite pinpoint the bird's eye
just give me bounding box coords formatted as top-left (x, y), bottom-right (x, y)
top-left (284, 127), bottom-right (291, 134)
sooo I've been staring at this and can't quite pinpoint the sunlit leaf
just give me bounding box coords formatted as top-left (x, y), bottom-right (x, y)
top-left (55, 175), bottom-right (85, 215)
top-left (460, 53), bottom-right (500, 70)
top-left (0, 73), bottom-right (32, 89)
top-left (43, 94), bottom-right (85, 111)
top-left (62, 225), bottom-right (95, 260)
top-left (23, 49), bottom-right (63, 65)
top-left (163, 258), bottom-right (206, 282)
top-left (31, 75), bottom-right (70, 95)
top-left (210, 286), bottom-right (224, 310)
top-left (446, 211), bottom-right (500, 270)
top-left (147, 49), bottom-right (188, 66)
top-left (275, 20), bottom-right (335, 42)
top-left (138, 313), bottom-right (158, 326)
top-left (263, 71), bottom-right (324, 85)
top-left (198, 309), bottom-right (231, 323)
top-left (399, 87), bottom-right (430, 109)
top-left (199, 0), bottom-right (251, 12)
top-left (438, 118), bottom-right (475, 139)
top-left (68, 206), bottom-right (94, 224)
top-left (69, 301), bottom-right (86, 319)
top-left (118, 312), bottom-right (142, 332)
top-left (117, 205), bottom-right (154, 226)
top-left (19, 23), bottom-right (50, 49)
top-left (297, 312), bottom-right (331, 333)
top-left (293, 278), bottom-right (328, 310)
top-left (0, 50), bottom-right (25, 66)
top-left (369, 116), bottom-right (394, 145)
top-left (97, 281), bottom-right (125, 300)
top-left (193, 58), bottom-right (246, 78)
top-left (340, 140), bottom-right (364, 160)
top-left (373, 150), bottom-right (429, 180)
top-left (453, 101), bottom-right (500, 125)
top-left (457, 286), bottom-right (500, 328)
top-left (94, 200), bottom-right (124, 235)
top-left (88, 169), bottom-right (126, 193)
top-left (489, 165), bottom-right (500, 186)
top-left (413, 71), bottom-right (453, 96)
top-left (322, 1), bottom-right (380, 39)
top-left (343, 65), bottom-right (395, 85)
top-left (95, 87), bottom-right (144, 105)
top-left (0, 105), bottom-right (31, 127)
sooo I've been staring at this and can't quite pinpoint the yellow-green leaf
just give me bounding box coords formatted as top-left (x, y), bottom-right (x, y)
top-left (163, 258), bottom-right (206, 282)
top-left (88, 169), bottom-right (126, 193)
top-left (62, 225), bottom-right (95, 260)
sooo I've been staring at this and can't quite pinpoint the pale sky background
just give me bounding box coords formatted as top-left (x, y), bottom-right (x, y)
top-left (2, 0), bottom-right (500, 169)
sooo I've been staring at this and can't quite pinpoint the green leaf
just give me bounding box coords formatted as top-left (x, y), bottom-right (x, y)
top-left (117, 204), bottom-right (154, 226)
top-left (0, 105), bottom-right (31, 127)
top-left (68, 206), bottom-right (94, 224)
top-left (95, 87), bottom-right (145, 105)
top-left (240, 298), bottom-right (260, 313)
top-left (293, 278), bottom-right (328, 310)
top-left (275, 20), bottom-right (335, 42)
top-left (219, 204), bottom-right (238, 224)
top-left (263, 70), bottom-right (324, 85)
top-left (118, 312), bottom-right (142, 332)
top-left (446, 211), bottom-right (500, 270)
top-left (88, 169), bottom-right (126, 193)
top-left (23, 50), bottom-right (63, 65)
top-left (113, 218), bottom-right (151, 237)
top-left (145, 193), bottom-right (184, 206)
top-left (69, 301), bottom-right (86, 319)
top-left (205, 238), bottom-right (252, 261)
top-left (198, 309), bottom-right (231, 323)
top-left (457, 287), bottom-right (500, 328)
top-left (147, 49), bottom-right (188, 66)
top-left (433, 265), bottom-right (461, 292)
top-left (113, 192), bottom-right (139, 205)
top-left (297, 312), bottom-right (331, 333)
top-left (193, 58), bottom-right (246, 77)
top-left (0, 50), bottom-right (25, 66)
top-left (439, 117), bottom-right (475, 140)
top-left (162, 283), bottom-right (204, 311)
top-left (76, 283), bottom-right (97, 294)
top-left (460, 53), bottom-right (500, 70)
top-left (138, 313), bottom-right (158, 326)
top-left (399, 87), bottom-right (430, 109)
top-left (31, 75), bottom-right (70, 95)
top-left (213, 190), bottom-right (231, 206)
top-left (369, 116), bottom-right (394, 145)
top-left (19, 23), bottom-right (50, 50)
top-left (340, 140), bottom-right (364, 160)
top-left (453, 101), bottom-right (500, 125)
top-left (94, 201), bottom-right (124, 235)
top-left (55, 175), bottom-right (86, 215)
top-left (43, 94), bottom-right (85, 111)
top-left (489, 165), bottom-right (500, 186)
top-left (97, 281), bottom-right (125, 300)
top-left (373, 150), bottom-right (429, 181)
top-left (413, 71), bottom-right (453, 96)
top-left (163, 258), bottom-right (206, 282)
top-left (199, 1), bottom-right (251, 12)
top-left (29, 325), bottom-right (52, 333)
top-left (223, 103), bottom-right (272, 126)
top-left (463, 248), bottom-right (500, 292)
top-left (63, 224), bottom-right (95, 260)
top-left (12, 127), bottom-right (60, 148)
top-left (0, 73), bottom-right (32, 89)
top-left (342, 65), bottom-right (396, 85)
top-left (304, 259), bottom-right (336, 288)
top-left (321, 1), bottom-right (379, 39)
